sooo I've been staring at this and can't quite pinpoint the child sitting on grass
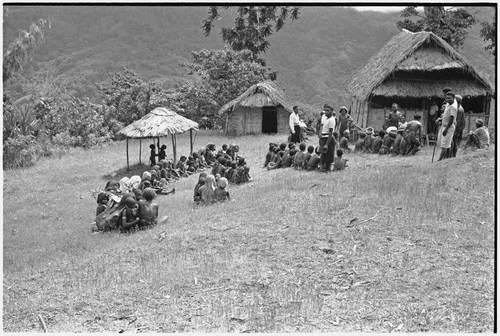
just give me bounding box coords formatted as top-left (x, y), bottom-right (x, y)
top-left (282, 148), bottom-right (297, 168)
top-left (339, 130), bottom-right (351, 152)
top-left (137, 187), bottom-right (159, 229)
top-left (264, 143), bottom-right (276, 167)
top-left (193, 173), bottom-right (207, 204)
top-left (176, 155), bottom-right (189, 177)
top-left (96, 192), bottom-right (109, 216)
top-left (332, 149), bottom-right (348, 171)
top-left (354, 132), bottom-right (365, 152)
top-left (200, 174), bottom-right (216, 204)
top-left (364, 127), bottom-right (374, 153)
top-left (303, 145), bottom-right (314, 167)
top-left (214, 177), bottom-right (231, 201)
top-left (120, 197), bottom-right (139, 233)
top-left (371, 130), bottom-right (385, 154)
top-left (293, 143), bottom-right (307, 169)
top-left (306, 146), bottom-right (321, 170)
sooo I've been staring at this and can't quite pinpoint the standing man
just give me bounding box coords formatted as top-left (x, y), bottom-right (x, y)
top-left (404, 114), bottom-right (423, 155)
top-left (387, 103), bottom-right (401, 129)
top-left (451, 94), bottom-right (466, 157)
top-left (436, 91), bottom-right (457, 161)
top-left (289, 105), bottom-right (301, 143)
top-left (316, 105), bottom-right (326, 138)
top-left (337, 106), bottom-right (352, 139)
top-left (319, 105), bottom-right (336, 172)
top-left (428, 100), bottom-right (439, 134)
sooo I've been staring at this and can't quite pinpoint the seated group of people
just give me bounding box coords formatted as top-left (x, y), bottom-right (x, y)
top-left (352, 124), bottom-right (421, 156)
top-left (93, 186), bottom-right (160, 233)
top-left (264, 142), bottom-right (348, 171)
top-left (192, 145), bottom-right (253, 204)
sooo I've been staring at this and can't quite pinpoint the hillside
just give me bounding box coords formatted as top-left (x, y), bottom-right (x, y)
top-left (3, 5), bottom-right (495, 109)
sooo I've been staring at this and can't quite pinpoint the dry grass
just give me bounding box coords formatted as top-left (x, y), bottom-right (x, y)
top-left (3, 131), bottom-right (495, 332)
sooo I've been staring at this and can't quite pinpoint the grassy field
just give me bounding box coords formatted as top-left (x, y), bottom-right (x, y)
top-left (3, 130), bottom-right (495, 332)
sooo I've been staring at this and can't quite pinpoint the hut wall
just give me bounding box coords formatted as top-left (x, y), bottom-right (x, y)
top-left (366, 108), bottom-right (386, 131)
top-left (277, 106), bottom-right (289, 133)
top-left (226, 107), bottom-right (247, 135)
top-left (243, 107), bottom-right (262, 134)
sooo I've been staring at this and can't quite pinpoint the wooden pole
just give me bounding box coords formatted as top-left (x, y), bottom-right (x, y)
top-left (139, 138), bottom-right (142, 164)
top-left (190, 129), bottom-right (193, 154)
top-left (171, 133), bottom-right (176, 164)
top-left (126, 137), bottom-right (130, 170)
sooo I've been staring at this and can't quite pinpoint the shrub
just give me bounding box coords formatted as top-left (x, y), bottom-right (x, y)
top-left (3, 135), bottom-right (40, 169)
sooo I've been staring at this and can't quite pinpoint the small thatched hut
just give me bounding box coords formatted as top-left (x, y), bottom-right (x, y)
top-left (219, 81), bottom-right (297, 136)
top-left (119, 107), bottom-right (199, 169)
top-left (345, 29), bottom-right (495, 135)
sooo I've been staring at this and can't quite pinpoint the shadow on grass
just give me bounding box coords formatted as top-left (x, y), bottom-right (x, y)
top-left (102, 163), bottom-right (152, 181)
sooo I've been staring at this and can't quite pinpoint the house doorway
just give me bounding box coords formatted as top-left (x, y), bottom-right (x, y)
top-left (262, 106), bottom-right (278, 134)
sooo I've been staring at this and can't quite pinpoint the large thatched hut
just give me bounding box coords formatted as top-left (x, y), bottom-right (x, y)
top-left (345, 29), bottom-right (495, 136)
top-left (219, 81), bottom-right (297, 136)
top-left (119, 107), bottom-right (198, 169)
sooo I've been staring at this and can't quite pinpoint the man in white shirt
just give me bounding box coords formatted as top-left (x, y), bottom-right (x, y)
top-left (436, 91), bottom-right (457, 161)
top-left (289, 106), bottom-right (301, 143)
top-left (319, 105), bottom-right (336, 171)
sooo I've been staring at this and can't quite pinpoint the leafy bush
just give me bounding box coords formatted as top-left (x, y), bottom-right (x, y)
top-left (3, 134), bottom-right (40, 169)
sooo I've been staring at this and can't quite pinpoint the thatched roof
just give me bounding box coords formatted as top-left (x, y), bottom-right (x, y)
top-left (218, 81), bottom-right (296, 115)
top-left (373, 79), bottom-right (489, 97)
top-left (345, 29), bottom-right (494, 100)
top-left (119, 107), bottom-right (198, 138)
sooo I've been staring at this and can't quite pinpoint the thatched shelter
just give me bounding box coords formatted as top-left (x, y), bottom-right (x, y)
top-left (345, 29), bottom-right (495, 135)
top-left (119, 107), bottom-right (199, 169)
top-left (219, 81), bottom-right (298, 135)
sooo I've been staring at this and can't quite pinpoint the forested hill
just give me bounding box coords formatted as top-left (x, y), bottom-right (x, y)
top-left (3, 5), bottom-right (495, 109)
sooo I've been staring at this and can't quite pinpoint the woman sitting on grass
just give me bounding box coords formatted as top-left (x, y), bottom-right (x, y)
top-left (214, 177), bottom-right (231, 201)
top-left (137, 187), bottom-right (159, 229)
top-left (199, 174), bottom-right (216, 204)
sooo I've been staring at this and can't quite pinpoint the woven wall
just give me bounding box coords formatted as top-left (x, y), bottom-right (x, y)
top-left (227, 106), bottom-right (289, 135)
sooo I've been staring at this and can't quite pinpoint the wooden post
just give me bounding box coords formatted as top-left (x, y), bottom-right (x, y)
top-left (171, 133), bottom-right (177, 164)
top-left (126, 137), bottom-right (130, 170)
top-left (139, 138), bottom-right (142, 164)
top-left (190, 129), bottom-right (193, 154)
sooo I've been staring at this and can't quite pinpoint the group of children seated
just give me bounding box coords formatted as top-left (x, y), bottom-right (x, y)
top-left (351, 126), bottom-right (421, 156)
top-left (192, 143), bottom-right (253, 204)
top-left (264, 142), bottom-right (349, 171)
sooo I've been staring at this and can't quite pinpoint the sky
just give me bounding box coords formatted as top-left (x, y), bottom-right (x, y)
top-left (352, 6), bottom-right (405, 12)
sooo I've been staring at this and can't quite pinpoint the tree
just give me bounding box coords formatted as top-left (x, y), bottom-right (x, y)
top-left (177, 48), bottom-right (277, 128)
top-left (480, 18), bottom-right (496, 56)
top-left (96, 67), bottom-right (159, 127)
top-left (3, 18), bottom-right (51, 83)
top-left (202, 6), bottom-right (300, 60)
top-left (396, 6), bottom-right (476, 49)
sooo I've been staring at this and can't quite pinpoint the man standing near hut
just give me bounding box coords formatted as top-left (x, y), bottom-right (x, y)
top-left (319, 105), bottom-right (336, 172)
top-left (289, 106), bottom-right (301, 143)
top-left (451, 95), bottom-right (466, 158)
top-left (437, 91), bottom-right (457, 161)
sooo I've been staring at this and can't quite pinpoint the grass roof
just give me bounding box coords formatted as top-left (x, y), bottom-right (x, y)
top-left (218, 80), bottom-right (296, 115)
top-left (119, 107), bottom-right (199, 138)
top-left (345, 29), bottom-right (494, 100)
top-left (373, 79), bottom-right (489, 97)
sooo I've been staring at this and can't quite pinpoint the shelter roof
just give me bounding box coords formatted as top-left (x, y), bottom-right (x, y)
top-left (218, 80), bottom-right (296, 115)
top-left (119, 107), bottom-right (198, 138)
top-left (345, 29), bottom-right (494, 100)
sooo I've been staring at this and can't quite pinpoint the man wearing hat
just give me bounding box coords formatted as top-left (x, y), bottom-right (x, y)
top-left (437, 91), bottom-right (457, 161)
top-left (463, 118), bottom-right (490, 150)
top-left (404, 114), bottom-right (423, 155)
top-left (451, 95), bottom-right (466, 157)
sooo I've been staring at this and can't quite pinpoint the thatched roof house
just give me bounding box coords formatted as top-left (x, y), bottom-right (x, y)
top-left (345, 29), bottom-right (495, 134)
top-left (119, 107), bottom-right (199, 168)
top-left (219, 81), bottom-right (297, 135)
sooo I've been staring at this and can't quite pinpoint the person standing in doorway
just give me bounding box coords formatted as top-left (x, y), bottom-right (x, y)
top-left (337, 106), bottom-right (352, 138)
top-left (289, 106), bottom-right (301, 143)
top-left (428, 100), bottom-right (439, 134)
top-left (387, 103), bottom-right (401, 129)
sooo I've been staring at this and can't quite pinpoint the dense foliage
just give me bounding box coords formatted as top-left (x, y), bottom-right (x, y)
top-left (203, 6), bottom-right (300, 60)
top-left (3, 18), bottom-right (51, 83)
top-left (396, 6), bottom-right (476, 49)
top-left (479, 18), bottom-right (496, 56)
